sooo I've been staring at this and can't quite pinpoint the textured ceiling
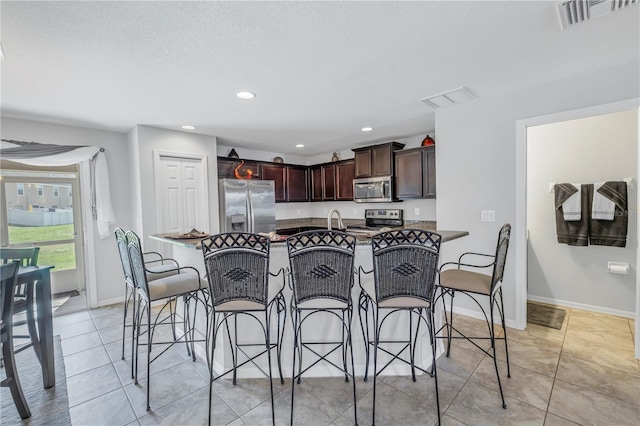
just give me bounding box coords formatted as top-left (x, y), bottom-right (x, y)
top-left (1, 1), bottom-right (638, 155)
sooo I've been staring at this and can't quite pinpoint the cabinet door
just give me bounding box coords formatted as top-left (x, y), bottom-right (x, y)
top-left (311, 166), bottom-right (323, 201)
top-left (423, 146), bottom-right (436, 198)
top-left (395, 150), bottom-right (423, 198)
top-left (371, 145), bottom-right (392, 176)
top-left (218, 158), bottom-right (261, 179)
top-left (262, 164), bottom-right (286, 202)
top-left (242, 161), bottom-right (262, 179)
top-left (335, 160), bottom-right (355, 201)
top-left (354, 150), bottom-right (372, 178)
top-left (217, 158), bottom-right (239, 178)
top-left (286, 166), bottom-right (309, 202)
top-left (322, 164), bottom-right (336, 201)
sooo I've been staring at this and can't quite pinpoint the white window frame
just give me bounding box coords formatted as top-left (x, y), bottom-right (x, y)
top-left (37, 184), bottom-right (43, 196)
top-left (17, 183), bottom-right (24, 196)
top-left (53, 186), bottom-right (59, 197)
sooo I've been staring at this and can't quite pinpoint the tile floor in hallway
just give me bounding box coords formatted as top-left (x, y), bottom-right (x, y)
top-left (47, 302), bottom-right (640, 425)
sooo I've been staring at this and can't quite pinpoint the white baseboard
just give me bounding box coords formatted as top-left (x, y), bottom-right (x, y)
top-left (448, 305), bottom-right (520, 330)
top-left (97, 296), bottom-right (125, 307)
top-left (527, 295), bottom-right (635, 319)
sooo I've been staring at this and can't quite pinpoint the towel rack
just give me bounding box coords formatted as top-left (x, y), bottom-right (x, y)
top-left (549, 178), bottom-right (634, 193)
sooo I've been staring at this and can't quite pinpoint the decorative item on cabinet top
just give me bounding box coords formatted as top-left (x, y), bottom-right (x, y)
top-left (273, 156), bottom-right (284, 163)
top-left (234, 160), bottom-right (254, 179)
top-left (331, 152), bottom-right (340, 162)
top-left (421, 134), bottom-right (435, 147)
top-left (228, 148), bottom-right (240, 158)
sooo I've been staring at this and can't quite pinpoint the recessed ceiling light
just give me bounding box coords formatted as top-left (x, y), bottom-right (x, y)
top-left (361, 127), bottom-right (373, 132)
top-left (295, 144), bottom-right (304, 148)
top-left (236, 91), bottom-right (256, 99)
top-left (181, 125), bottom-right (196, 130)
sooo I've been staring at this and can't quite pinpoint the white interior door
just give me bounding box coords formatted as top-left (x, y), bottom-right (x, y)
top-left (155, 153), bottom-right (208, 235)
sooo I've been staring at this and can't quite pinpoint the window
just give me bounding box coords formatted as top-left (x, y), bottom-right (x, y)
top-left (37, 185), bottom-right (44, 196)
top-left (53, 186), bottom-right (59, 196)
top-left (17, 183), bottom-right (24, 196)
top-left (68, 186), bottom-right (72, 199)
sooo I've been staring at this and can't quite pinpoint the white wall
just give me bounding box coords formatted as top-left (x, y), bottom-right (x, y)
top-left (1, 117), bottom-right (133, 305)
top-left (436, 62), bottom-right (640, 327)
top-left (527, 110), bottom-right (637, 316)
top-left (130, 125), bottom-right (219, 252)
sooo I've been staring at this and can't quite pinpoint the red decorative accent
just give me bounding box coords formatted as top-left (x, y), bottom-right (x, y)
top-left (421, 134), bottom-right (435, 146)
top-left (234, 160), bottom-right (253, 179)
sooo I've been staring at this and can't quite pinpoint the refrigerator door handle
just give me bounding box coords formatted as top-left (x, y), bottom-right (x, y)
top-left (247, 192), bottom-right (254, 233)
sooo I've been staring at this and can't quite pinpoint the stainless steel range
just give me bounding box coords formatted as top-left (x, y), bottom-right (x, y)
top-left (364, 208), bottom-right (404, 229)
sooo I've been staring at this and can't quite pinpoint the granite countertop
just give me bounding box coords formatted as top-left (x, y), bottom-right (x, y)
top-left (151, 220), bottom-right (468, 249)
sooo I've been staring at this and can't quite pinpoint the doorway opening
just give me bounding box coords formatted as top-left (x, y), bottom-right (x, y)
top-left (0, 164), bottom-right (87, 315)
top-left (515, 98), bottom-right (640, 358)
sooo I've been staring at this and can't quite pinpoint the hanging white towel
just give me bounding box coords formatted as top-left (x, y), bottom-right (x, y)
top-left (562, 184), bottom-right (581, 221)
top-left (592, 182), bottom-right (616, 221)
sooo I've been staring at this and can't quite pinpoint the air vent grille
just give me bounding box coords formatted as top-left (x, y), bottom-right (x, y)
top-left (558, 0), bottom-right (638, 29)
top-left (420, 87), bottom-right (476, 109)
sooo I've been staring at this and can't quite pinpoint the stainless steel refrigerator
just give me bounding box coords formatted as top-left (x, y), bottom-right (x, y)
top-left (218, 179), bottom-right (276, 234)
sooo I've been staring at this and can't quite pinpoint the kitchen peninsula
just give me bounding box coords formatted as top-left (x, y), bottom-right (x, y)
top-left (150, 224), bottom-right (468, 380)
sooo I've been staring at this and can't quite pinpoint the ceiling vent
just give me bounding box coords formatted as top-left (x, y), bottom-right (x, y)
top-left (420, 87), bottom-right (476, 109)
top-left (557, 0), bottom-right (638, 29)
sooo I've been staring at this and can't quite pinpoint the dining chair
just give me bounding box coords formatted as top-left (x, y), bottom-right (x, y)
top-left (1, 261), bottom-right (31, 419)
top-left (358, 229), bottom-right (442, 425)
top-left (126, 230), bottom-right (208, 411)
top-left (200, 232), bottom-right (286, 426)
top-left (287, 230), bottom-right (358, 425)
top-left (436, 223), bottom-right (511, 409)
top-left (114, 228), bottom-right (179, 377)
top-left (0, 247), bottom-right (41, 362)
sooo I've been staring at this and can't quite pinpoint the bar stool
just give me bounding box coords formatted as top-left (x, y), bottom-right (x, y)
top-left (286, 230), bottom-right (358, 425)
top-left (358, 229), bottom-right (442, 425)
top-left (126, 230), bottom-right (208, 411)
top-left (437, 223), bottom-right (511, 408)
top-left (114, 228), bottom-right (179, 377)
top-left (200, 232), bottom-right (286, 426)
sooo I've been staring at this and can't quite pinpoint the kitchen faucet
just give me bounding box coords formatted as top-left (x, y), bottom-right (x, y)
top-left (327, 208), bottom-right (345, 231)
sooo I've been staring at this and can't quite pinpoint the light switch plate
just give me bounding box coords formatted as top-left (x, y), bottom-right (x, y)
top-left (481, 210), bottom-right (495, 222)
top-left (414, 208), bottom-right (420, 215)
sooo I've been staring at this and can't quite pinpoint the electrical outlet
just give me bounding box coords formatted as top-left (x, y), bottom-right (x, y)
top-left (414, 208), bottom-right (420, 216)
top-left (296, 209), bottom-right (301, 215)
top-left (481, 210), bottom-right (495, 222)
top-left (352, 208), bottom-right (357, 215)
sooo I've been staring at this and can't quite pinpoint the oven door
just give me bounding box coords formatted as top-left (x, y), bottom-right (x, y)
top-left (353, 177), bottom-right (393, 203)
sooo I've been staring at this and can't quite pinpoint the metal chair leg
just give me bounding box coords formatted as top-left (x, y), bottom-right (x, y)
top-left (490, 297), bottom-right (507, 409)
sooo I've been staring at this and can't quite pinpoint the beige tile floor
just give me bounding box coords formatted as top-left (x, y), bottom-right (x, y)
top-left (41, 302), bottom-right (640, 425)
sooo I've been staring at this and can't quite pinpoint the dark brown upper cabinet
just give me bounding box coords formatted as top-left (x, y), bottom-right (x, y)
top-left (261, 163), bottom-right (287, 202)
top-left (217, 157), bottom-right (262, 179)
top-left (310, 164), bottom-right (336, 201)
top-left (353, 142), bottom-right (405, 178)
top-left (286, 166), bottom-right (309, 202)
top-left (335, 160), bottom-right (355, 201)
top-left (394, 146), bottom-right (436, 199)
top-left (311, 165), bottom-right (323, 201)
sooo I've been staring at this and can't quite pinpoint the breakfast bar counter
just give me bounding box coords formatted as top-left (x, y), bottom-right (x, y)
top-left (150, 227), bottom-right (468, 379)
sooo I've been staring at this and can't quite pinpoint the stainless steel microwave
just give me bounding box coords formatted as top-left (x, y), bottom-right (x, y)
top-left (353, 176), bottom-right (394, 203)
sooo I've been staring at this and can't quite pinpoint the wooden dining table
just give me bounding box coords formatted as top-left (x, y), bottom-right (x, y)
top-left (18, 265), bottom-right (55, 389)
